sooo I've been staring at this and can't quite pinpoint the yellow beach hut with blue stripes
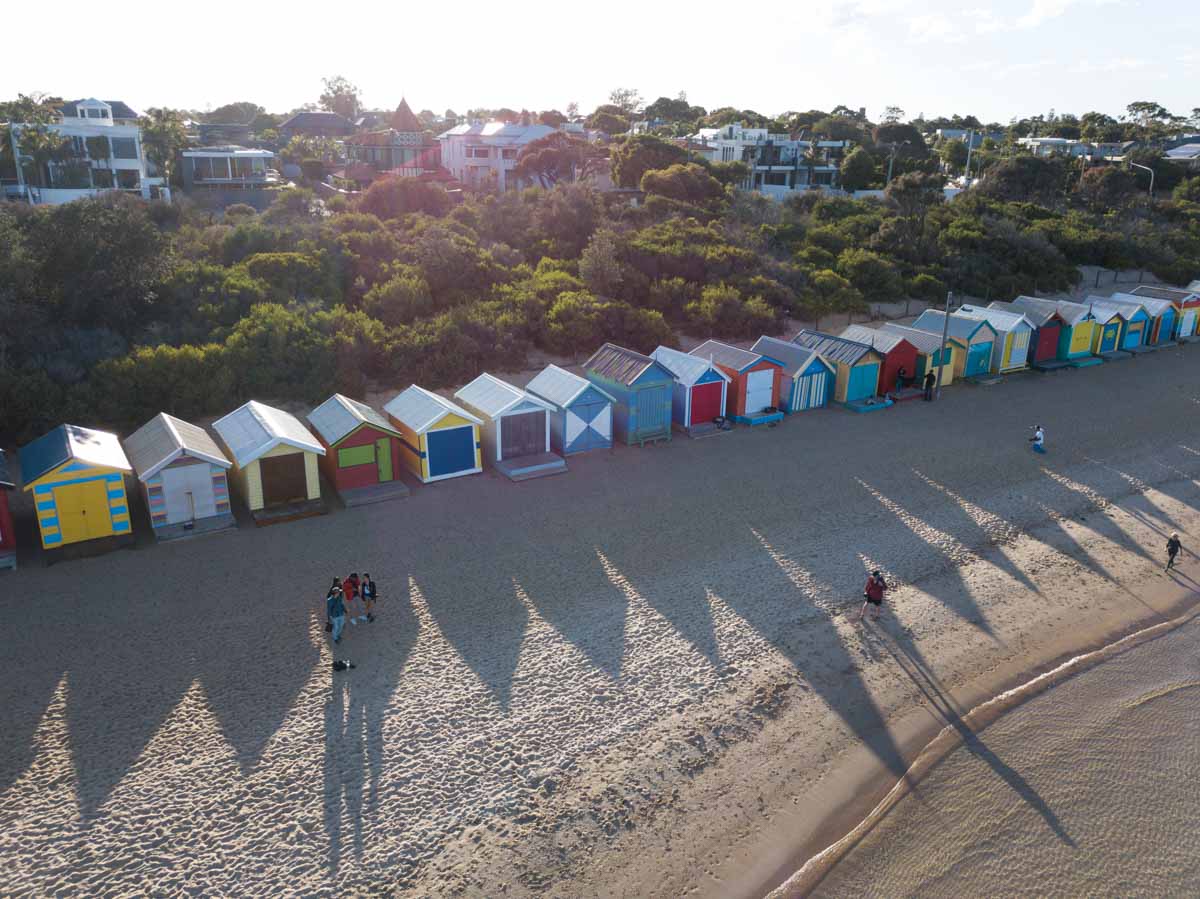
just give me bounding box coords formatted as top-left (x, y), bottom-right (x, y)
top-left (19, 424), bottom-right (133, 550)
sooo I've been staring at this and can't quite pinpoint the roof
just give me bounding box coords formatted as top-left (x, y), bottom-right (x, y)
top-left (1128, 285), bottom-right (1199, 304)
top-left (391, 98), bottom-right (423, 132)
top-left (383, 385), bottom-right (482, 433)
top-left (60, 98), bottom-right (139, 119)
top-left (989, 299), bottom-right (1054, 327)
top-left (749, 336), bottom-right (831, 377)
top-left (839, 324), bottom-right (913, 355)
top-left (1110, 292), bottom-right (1175, 318)
top-left (688, 339), bottom-right (768, 373)
top-left (211, 400), bottom-right (324, 467)
top-left (455, 373), bottom-right (554, 419)
top-left (956, 304), bottom-right (1034, 333)
top-left (438, 121), bottom-right (555, 144)
top-left (278, 111), bottom-right (353, 132)
top-left (585, 343), bottom-right (670, 386)
top-left (526, 364), bottom-right (616, 407)
top-left (0, 449), bottom-right (12, 489)
top-left (306, 394), bottom-right (398, 446)
top-left (651, 346), bottom-right (732, 386)
top-left (1081, 297), bottom-right (1135, 322)
top-left (19, 424), bottom-right (131, 486)
top-left (791, 329), bottom-right (876, 365)
top-left (123, 413), bottom-right (230, 482)
top-left (1165, 143), bottom-right (1200, 159)
top-left (910, 310), bottom-right (996, 342)
top-left (1007, 295), bottom-right (1093, 326)
top-left (878, 323), bottom-right (957, 354)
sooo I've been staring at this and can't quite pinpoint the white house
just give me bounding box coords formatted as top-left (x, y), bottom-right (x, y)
top-left (686, 122), bottom-right (853, 198)
top-left (437, 121), bottom-right (555, 191)
top-left (1016, 137), bottom-right (1095, 158)
top-left (3, 98), bottom-right (168, 205)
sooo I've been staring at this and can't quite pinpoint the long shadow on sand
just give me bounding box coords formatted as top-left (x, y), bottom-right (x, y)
top-left (1037, 464), bottom-right (1158, 567)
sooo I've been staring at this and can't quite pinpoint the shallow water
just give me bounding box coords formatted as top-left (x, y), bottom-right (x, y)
top-left (813, 616), bottom-right (1200, 897)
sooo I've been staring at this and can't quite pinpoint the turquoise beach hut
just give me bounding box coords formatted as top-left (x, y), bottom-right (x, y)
top-left (583, 343), bottom-right (674, 446)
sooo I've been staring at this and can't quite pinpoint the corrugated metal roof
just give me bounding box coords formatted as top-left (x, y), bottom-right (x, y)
top-left (526, 364), bottom-right (616, 408)
top-left (383, 385), bottom-right (482, 433)
top-left (879, 323), bottom-right (953, 354)
top-left (1128, 285), bottom-right (1198, 303)
top-left (957, 304), bottom-right (1035, 333)
top-left (791, 329), bottom-right (875, 365)
top-left (652, 346), bottom-right (731, 386)
top-left (991, 299), bottom-right (1053, 327)
top-left (307, 394), bottom-right (397, 445)
top-left (19, 424), bottom-right (131, 486)
top-left (1189, 280), bottom-right (1200, 293)
top-left (123, 413), bottom-right (230, 482)
top-left (455, 373), bottom-right (554, 419)
top-left (1008, 295), bottom-right (1092, 326)
top-left (1110, 292), bottom-right (1174, 317)
top-left (212, 400), bottom-right (324, 468)
top-left (585, 343), bottom-right (658, 386)
top-left (1082, 296), bottom-right (1135, 322)
top-left (0, 449), bottom-right (12, 488)
top-left (839, 324), bottom-right (911, 354)
top-left (688, 339), bottom-right (764, 372)
top-left (910, 310), bottom-right (995, 342)
top-left (750, 336), bottom-right (828, 377)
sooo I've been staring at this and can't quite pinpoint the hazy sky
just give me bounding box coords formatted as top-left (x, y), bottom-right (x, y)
top-left (4, 0), bottom-right (1195, 123)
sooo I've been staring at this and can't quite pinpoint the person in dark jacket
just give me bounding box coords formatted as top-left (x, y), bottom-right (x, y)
top-left (1167, 532), bottom-right (1183, 570)
top-left (361, 573), bottom-right (378, 622)
top-left (923, 370), bottom-right (936, 401)
top-left (326, 578), bottom-right (347, 644)
top-left (860, 570), bottom-right (887, 622)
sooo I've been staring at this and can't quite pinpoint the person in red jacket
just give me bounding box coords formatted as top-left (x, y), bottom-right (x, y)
top-left (860, 570), bottom-right (887, 622)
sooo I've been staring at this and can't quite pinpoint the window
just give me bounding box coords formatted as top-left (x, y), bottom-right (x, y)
top-left (466, 146), bottom-right (489, 159)
top-left (110, 138), bottom-right (137, 159)
top-left (116, 169), bottom-right (140, 189)
top-left (338, 445), bottom-right (376, 467)
top-left (501, 148), bottom-right (517, 160)
top-left (91, 169), bottom-right (114, 188)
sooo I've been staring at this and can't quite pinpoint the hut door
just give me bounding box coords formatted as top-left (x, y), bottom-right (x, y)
top-left (501, 411), bottom-right (544, 459)
top-left (261, 454), bottom-right (307, 506)
top-left (55, 481), bottom-right (110, 542)
top-left (375, 438), bottom-right (393, 481)
top-left (745, 369), bottom-right (774, 414)
top-left (1181, 310), bottom-right (1197, 338)
top-left (163, 464), bottom-right (215, 523)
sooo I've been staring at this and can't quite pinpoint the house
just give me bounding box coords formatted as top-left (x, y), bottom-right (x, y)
top-left (0, 450), bottom-right (15, 570)
top-left (989, 299), bottom-right (1065, 367)
top-left (687, 121), bottom-right (853, 197)
top-left (1128, 285), bottom-right (1200, 338)
top-left (583, 343), bottom-right (674, 445)
top-left (277, 111), bottom-right (354, 141)
top-left (1111, 292), bottom-right (1177, 345)
top-left (1017, 137), bottom-right (1095, 158)
top-left (197, 122), bottom-right (253, 146)
top-left (1007, 296), bottom-right (1100, 364)
top-left (344, 99), bottom-right (441, 186)
top-left (791, 330), bottom-right (884, 404)
top-left (180, 147), bottom-right (280, 208)
top-left (3, 97), bottom-right (169, 204)
top-left (878, 324), bottom-right (961, 387)
top-left (750, 336), bottom-right (836, 412)
top-left (955, 305), bottom-right (1035, 372)
top-left (1084, 295), bottom-right (1152, 350)
top-left (910, 310), bottom-right (998, 378)
top-left (525, 364), bottom-right (616, 455)
top-left (306, 394), bottom-right (409, 505)
top-left (839, 325), bottom-right (920, 394)
top-left (934, 129), bottom-right (1006, 148)
top-left (454, 374), bottom-right (566, 481)
top-left (383, 386), bottom-right (483, 484)
top-left (18, 425), bottom-right (133, 552)
top-left (1079, 298), bottom-right (1128, 354)
top-left (649, 345), bottom-right (732, 431)
top-left (211, 401), bottom-right (325, 521)
top-left (437, 121), bottom-right (556, 191)
top-left (123, 413), bottom-right (235, 540)
top-left (688, 339), bottom-right (784, 424)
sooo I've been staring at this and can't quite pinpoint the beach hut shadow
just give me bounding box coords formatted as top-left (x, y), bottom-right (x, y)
top-left (1037, 465), bottom-right (1157, 567)
top-left (1079, 455), bottom-right (1185, 533)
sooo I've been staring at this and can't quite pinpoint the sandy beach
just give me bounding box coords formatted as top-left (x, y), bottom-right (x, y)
top-left (2, 337), bottom-right (1200, 897)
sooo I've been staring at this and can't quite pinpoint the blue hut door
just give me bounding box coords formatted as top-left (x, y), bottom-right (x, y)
top-left (846, 363), bottom-right (879, 402)
top-left (1122, 320), bottom-right (1145, 349)
top-left (427, 426), bottom-right (476, 477)
top-left (634, 386), bottom-right (670, 437)
top-left (965, 341), bottom-right (991, 376)
top-left (1099, 323), bottom-right (1119, 352)
top-left (1155, 310), bottom-right (1175, 344)
top-left (567, 400), bottom-right (608, 451)
top-left (794, 372), bottom-right (829, 410)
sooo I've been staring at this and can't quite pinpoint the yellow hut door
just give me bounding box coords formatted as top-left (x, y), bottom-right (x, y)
top-left (55, 481), bottom-right (112, 542)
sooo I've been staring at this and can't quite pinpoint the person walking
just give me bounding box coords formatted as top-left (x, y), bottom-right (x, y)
top-left (860, 570), bottom-right (887, 623)
top-left (326, 578), bottom-right (347, 644)
top-left (923, 369), bottom-right (936, 401)
top-left (1166, 532), bottom-right (1183, 571)
top-left (361, 572), bottom-right (378, 623)
top-left (344, 573), bottom-right (365, 624)
top-left (1029, 425), bottom-right (1046, 454)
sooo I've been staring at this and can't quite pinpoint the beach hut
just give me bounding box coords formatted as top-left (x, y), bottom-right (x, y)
top-left (910, 310), bottom-right (998, 379)
top-left (212, 401), bottom-right (325, 519)
top-left (750, 336), bottom-right (836, 412)
top-left (649, 346), bottom-right (731, 431)
top-left (0, 450), bottom-right (15, 570)
top-left (838, 325), bottom-right (920, 394)
top-left (955, 305), bottom-right (1035, 372)
top-left (989, 299), bottom-right (1064, 366)
top-left (123, 413), bottom-right (235, 539)
top-left (791, 330), bottom-right (883, 404)
top-left (1080, 299), bottom-right (1126, 354)
top-left (525, 364), bottom-right (616, 454)
top-left (688, 339), bottom-right (784, 424)
top-left (383, 386), bottom-right (483, 483)
top-left (306, 394), bottom-right (409, 504)
top-left (878, 323), bottom-right (961, 387)
top-left (1007, 296), bottom-right (1099, 365)
top-left (1128, 285), bottom-right (1200, 339)
top-left (455, 374), bottom-right (566, 480)
top-left (1112, 292), bottom-right (1177, 346)
top-left (18, 425), bottom-right (133, 551)
top-left (1190, 280), bottom-right (1200, 293)
top-left (1084, 295), bottom-right (1150, 351)
top-left (583, 343), bottom-right (674, 445)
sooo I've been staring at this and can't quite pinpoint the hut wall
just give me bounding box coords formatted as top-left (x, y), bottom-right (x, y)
top-left (31, 465), bottom-right (129, 548)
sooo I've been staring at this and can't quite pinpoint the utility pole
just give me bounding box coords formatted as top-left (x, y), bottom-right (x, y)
top-left (963, 131), bottom-right (975, 186)
top-left (936, 290), bottom-right (953, 399)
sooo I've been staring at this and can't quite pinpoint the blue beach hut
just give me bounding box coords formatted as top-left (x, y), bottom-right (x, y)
top-left (1086, 295), bottom-right (1150, 350)
top-left (649, 346), bottom-right (731, 431)
top-left (1112, 292), bottom-right (1176, 346)
top-left (525, 364), bottom-right (616, 455)
top-left (750, 336), bottom-right (835, 412)
top-left (911, 310), bottom-right (998, 378)
top-left (583, 343), bottom-right (674, 446)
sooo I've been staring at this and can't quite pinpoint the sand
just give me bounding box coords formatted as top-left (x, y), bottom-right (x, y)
top-left (2, 339), bottom-right (1199, 897)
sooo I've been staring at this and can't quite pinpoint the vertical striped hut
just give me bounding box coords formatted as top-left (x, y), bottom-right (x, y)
top-left (525, 364), bottom-right (616, 455)
top-left (306, 394), bottom-right (409, 505)
top-left (123, 413), bottom-right (235, 539)
top-left (455, 373), bottom-right (566, 480)
top-left (878, 324), bottom-right (961, 387)
top-left (838, 325), bottom-right (920, 394)
top-left (955, 305), bottom-right (1035, 372)
top-left (0, 450), bottom-right (16, 570)
top-left (910, 310), bottom-right (998, 378)
top-left (18, 425), bottom-right (133, 552)
top-left (989, 299), bottom-right (1065, 368)
top-left (1128, 285), bottom-right (1200, 339)
top-left (791, 330), bottom-right (883, 404)
top-left (688, 339), bottom-right (784, 424)
top-left (749, 336), bottom-right (835, 412)
top-left (212, 401), bottom-right (325, 520)
top-left (583, 343), bottom-right (674, 446)
top-left (1111, 292), bottom-right (1177, 346)
top-left (383, 386), bottom-right (483, 484)
top-left (649, 346), bottom-right (731, 431)
top-left (1007, 296), bottom-right (1099, 365)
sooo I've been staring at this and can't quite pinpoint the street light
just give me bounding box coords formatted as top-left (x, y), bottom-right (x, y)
top-left (886, 140), bottom-right (911, 184)
top-left (1129, 161), bottom-right (1155, 198)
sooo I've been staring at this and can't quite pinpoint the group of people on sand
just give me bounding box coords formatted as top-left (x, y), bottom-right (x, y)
top-left (325, 573), bottom-right (379, 644)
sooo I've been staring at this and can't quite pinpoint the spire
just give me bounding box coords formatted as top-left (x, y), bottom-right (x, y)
top-left (391, 97), bottom-right (422, 133)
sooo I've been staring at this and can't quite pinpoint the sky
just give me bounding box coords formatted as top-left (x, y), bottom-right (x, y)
top-left (3, 0), bottom-right (1195, 124)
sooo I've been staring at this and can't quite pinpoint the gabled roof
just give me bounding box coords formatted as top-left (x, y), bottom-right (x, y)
top-left (688, 339), bottom-right (769, 373)
top-left (455, 373), bottom-right (555, 419)
top-left (1007, 295), bottom-right (1093, 326)
top-left (750, 336), bottom-right (832, 378)
top-left (879, 323), bottom-right (960, 354)
top-left (278, 111), bottom-right (354, 131)
top-left (1082, 295), bottom-right (1140, 322)
top-left (384, 385), bottom-right (482, 433)
top-left (1189, 280), bottom-right (1200, 293)
top-left (791, 329), bottom-right (876, 365)
top-left (60, 98), bottom-right (139, 119)
top-left (1128, 285), bottom-right (1200, 304)
top-left (212, 400), bottom-right (324, 468)
top-left (651, 346), bottom-right (732, 386)
top-left (956, 304), bottom-right (1035, 333)
top-left (839, 324), bottom-right (914, 355)
top-left (19, 424), bottom-right (131, 487)
top-left (123, 413), bottom-right (230, 482)
top-left (1110, 292), bottom-right (1175, 318)
top-left (307, 394), bottom-right (399, 446)
top-left (988, 300), bottom-right (1059, 328)
top-left (910, 310), bottom-right (997, 342)
top-left (526, 364), bottom-right (616, 408)
top-left (585, 343), bottom-right (672, 386)
top-left (0, 449), bottom-right (13, 489)
top-left (391, 98), bottom-right (423, 132)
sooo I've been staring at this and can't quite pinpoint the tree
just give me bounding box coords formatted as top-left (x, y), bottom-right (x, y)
top-left (811, 116), bottom-right (864, 142)
top-left (586, 110), bottom-right (630, 134)
top-left (608, 87), bottom-right (643, 116)
top-left (1074, 165), bottom-right (1137, 212)
top-left (13, 124), bottom-right (71, 188)
top-left (318, 75), bottom-right (361, 120)
top-left (836, 248), bottom-right (902, 302)
top-left (538, 109), bottom-right (567, 128)
top-left (872, 122), bottom-right (928, 159)
top-left (1174, 176), bottom-right (1200, 203)
top-left (839, 147), bottom-right (876, 192)
top-left (609, 134), bottom-right (689, 188)
top-left (565, 101), bottom-right (579, 120)
top-left (241, 252), bottom-right (326, 302)
top-left (1079, 111), bottom-right (1123, 143)
top-left (643, 95), bottom-right (704, 123)
top-left (881, 106), bottom-right (905, 124)
top-left (205, 101), bottom-right (264, 123)
top-left (357, 177), bottom-right (450, 226)
top-left (939, 139), bottom-right (969, 174)
top-left (362, 269), bottom-right (435, 325)
top-left (801, 269), bottom-right (863, 330)
top-left (139, 107), bottom-right (188, 186)
top-left (640, 163), bottom-right (726, 206)
top-left (884, 171), bottom-right (945, 259)
top-left (513, 132), bottom-right (602, 188)
top-left (579, 229), bottom-right (625, 296)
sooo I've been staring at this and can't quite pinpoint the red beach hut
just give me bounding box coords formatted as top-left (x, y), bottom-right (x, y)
top-left (688, 339), bottom-right (784, 424)
top-left (839, 325), bottom-right (919, 394)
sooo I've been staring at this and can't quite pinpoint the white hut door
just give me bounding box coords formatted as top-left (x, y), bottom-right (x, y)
top-left (162, 465), bottom-right (216, 524)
